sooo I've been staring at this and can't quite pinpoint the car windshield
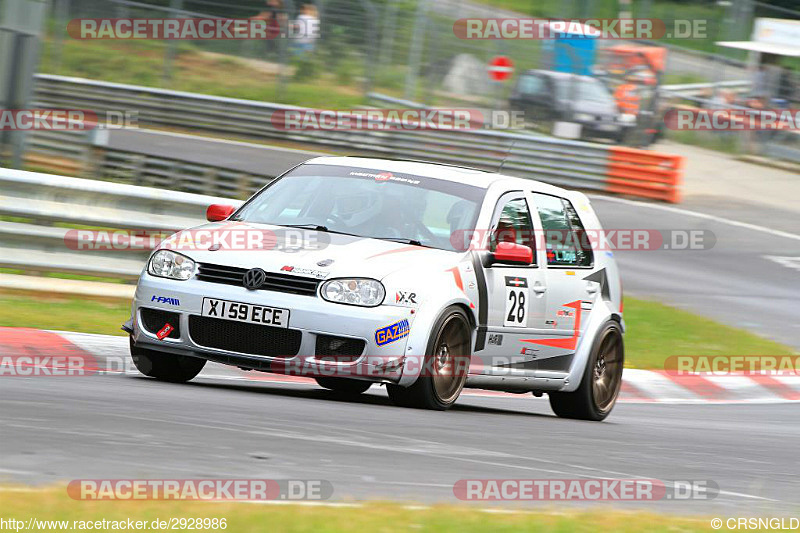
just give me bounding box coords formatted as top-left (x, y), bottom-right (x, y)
top-left (232, 164), bottom-right (485, 252)
top-left (557, 77), bottom-right (615, 105)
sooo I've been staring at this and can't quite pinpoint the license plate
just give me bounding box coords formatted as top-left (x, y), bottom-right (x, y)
top-left (202, 298), bottom-right (289, 328)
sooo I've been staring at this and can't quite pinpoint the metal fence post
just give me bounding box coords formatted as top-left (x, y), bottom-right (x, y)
top-left (162, 0), bottom-right (184, 88)
top-left (404, 0), bottom-right (430, 102)
top-left (0, 0), bottom-right (45, 169)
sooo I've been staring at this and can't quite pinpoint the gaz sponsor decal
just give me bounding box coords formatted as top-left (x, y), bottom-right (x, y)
top-left (280, 265), bottom-right (329, 279)
top-left (395, 291), bottom-right (418, 306)
top-left (375, 319), bottom-right (410, 347)
top-left (504, 277), bottom-right (529, 327)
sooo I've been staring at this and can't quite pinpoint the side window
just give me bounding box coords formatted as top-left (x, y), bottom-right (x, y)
top-left (532, 193), bottom-right (593, 267)
top-left (517, 75), bottom-right (545, 96)
top-left (490, 196), bottom-right (535, 262)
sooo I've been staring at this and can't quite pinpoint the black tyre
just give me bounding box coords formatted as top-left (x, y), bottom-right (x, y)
top-left (548, 321), bottom-right (624, 421)
top-left (315, 377), bottom-right (371, 395)
top-left (129, 337), bottom-right (206, 383)
top-left (387, 306), bottom-right (472, 411)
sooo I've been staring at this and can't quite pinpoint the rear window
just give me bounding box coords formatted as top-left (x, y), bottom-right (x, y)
top-left (532, 193), bottom-right (593, 267)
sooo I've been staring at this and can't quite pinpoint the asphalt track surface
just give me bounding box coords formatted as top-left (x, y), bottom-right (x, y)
top-left (1, 367), bottom-right (798, 514)
top-left (3, 141), bottom-right (799, 516)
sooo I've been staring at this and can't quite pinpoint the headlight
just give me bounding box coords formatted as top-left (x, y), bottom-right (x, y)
top-left (618, 113), bottom-right (636, 123)
top-left (573, 112), bottom-right (593, 122)
top-left (321, 278), bottom-right (385, 307)
top-left (148, 250), bottom-right (196, 280)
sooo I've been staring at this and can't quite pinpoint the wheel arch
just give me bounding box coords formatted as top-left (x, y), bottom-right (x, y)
top-left (559, 299), bottom-right (621, 393)
top-left (397, 295), bottom-right (475, 387)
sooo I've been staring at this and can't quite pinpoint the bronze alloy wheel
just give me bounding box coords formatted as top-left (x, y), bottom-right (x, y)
top-left (548, 321), bottom-right (624, 421)
top-left (591, 325), bottom-right (624, 413)
top-left (430, 313), bottom-right (472, 405)
top-left (386, 306), bottom-right (473, 410)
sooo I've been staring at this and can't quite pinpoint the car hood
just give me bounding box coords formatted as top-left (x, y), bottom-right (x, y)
top-left (162, 221), bottom-right (461, 280)
top-left (570, 98), bottom-right (618, 117)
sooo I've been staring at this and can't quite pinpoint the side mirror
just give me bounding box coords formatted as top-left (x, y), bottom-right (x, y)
top-left (488, 241), bottom-right (533, 266)
top-left (206, 204), bottom-right (236, 222)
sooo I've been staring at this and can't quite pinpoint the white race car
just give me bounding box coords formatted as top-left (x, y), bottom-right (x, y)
top-left (126, 157), bottom-right (624, 420)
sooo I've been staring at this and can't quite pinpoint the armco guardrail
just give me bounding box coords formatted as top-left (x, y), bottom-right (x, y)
top-left (660, 80), bottom-right (750, 98)
top-left (0, 167), bottom-right (242, 279)
top-left (32, 74), bottom-right (684, 203)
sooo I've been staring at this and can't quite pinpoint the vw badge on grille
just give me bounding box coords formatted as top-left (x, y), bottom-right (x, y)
top-left (243, 268), bottom-right (267, 290)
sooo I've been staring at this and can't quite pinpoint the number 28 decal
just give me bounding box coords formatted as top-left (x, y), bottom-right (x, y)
top-left (504, 277), bottom-right (529, 327)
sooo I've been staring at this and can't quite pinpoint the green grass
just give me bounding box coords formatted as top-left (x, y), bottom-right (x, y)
top-left (40, 38), bottom-right (365, 109)
top-left (0, 290), bottom-right (131, 336)
top-left (664, 129), bottom-right (743, 155)
top-left (623, 297), bottom-right (795, 369)
top-left (0, 486), bottom-right (712, 532)
top-left (0, 291), bottom-right (793, 368)
top-left (0, 268), bottom-right (129, 285)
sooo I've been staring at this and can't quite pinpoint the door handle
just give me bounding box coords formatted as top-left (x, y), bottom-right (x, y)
top-left (586, 282), bottom-right (598, 294)
top-left (532, 283), bottom-right (547, 294)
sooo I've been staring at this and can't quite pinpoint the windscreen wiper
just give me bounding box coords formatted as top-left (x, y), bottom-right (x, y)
top-left (277, 224), bottom-right (364, 238)
top-left (374, 237), bottom-right (428, 247)
top-left (278, 223), bottom-right (330, 231)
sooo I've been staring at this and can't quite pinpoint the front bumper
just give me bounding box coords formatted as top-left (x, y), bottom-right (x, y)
top-left (131, 272), bottom-right (416, 383)
top-left (578, 121), bottom-right (634, 141)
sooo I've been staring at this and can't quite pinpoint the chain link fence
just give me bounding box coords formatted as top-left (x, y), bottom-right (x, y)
top-left (40, 0), bottom-right (770, 102)
top-left (28, 0), bottom-right (800, 159)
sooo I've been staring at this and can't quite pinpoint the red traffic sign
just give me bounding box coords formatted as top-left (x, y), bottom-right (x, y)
top-left (489, 56), bottom-right (514, 81)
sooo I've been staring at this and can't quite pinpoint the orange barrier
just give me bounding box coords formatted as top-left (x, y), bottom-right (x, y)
top-left (606, 146), bottom-right (684, 203)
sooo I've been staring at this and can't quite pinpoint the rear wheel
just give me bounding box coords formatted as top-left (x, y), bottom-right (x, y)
top-left (129, 337), bottom-right (206, 383)
top-left (315, 377), bottom-right (371, 395)
top-left (548, 321), bottom-right (624, 421)
top-left (387, 307), bottom-right (471, 411)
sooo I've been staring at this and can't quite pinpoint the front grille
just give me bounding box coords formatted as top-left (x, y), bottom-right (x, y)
top-left (315, 335), bottom-right (366, 363)
top-left (196, 263), bottom-right (320, 296)
top-left (140, 308), bottom-right (180, 338)
top-left (188, 315), bottom-right (301, 357)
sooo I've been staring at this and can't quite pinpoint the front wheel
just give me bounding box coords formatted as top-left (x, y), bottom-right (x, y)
top-left (387, 306), bottom-right (472, 411)
top-left (129, 337), bottom-right (206, 383)
top-left (548, 321), bottom-right (624, 421)
top-left (315, 377), bottom-right (371, 395)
